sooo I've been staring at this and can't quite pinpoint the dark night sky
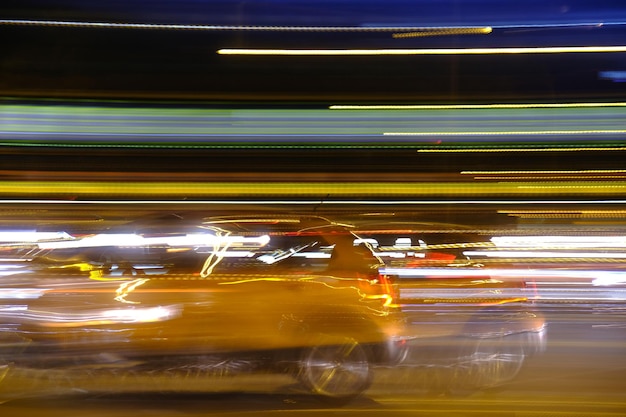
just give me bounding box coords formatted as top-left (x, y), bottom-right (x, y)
top-left (3, 1), bottom-right (626, 25)
top-left (1, 2), bottom-right (625, 183)
top-left (1, 1), bottom-right (625, 102)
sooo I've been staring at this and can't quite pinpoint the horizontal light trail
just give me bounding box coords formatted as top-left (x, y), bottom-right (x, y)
top-left (498, 210), bottom-right (626, 218)
top-left (385, 130), bottom-right (626, 136)
top-left (464, 251), bottom-right (626, 259)
top-left (217, 45), bottom-right (626, 56)
top-left (5, 19), bottom-right (617, 32)
top-left (491, 236), bottom-right (626, 248)
top-left (330, 102), bottom-right (626, 110)
top-left (462, 170), bottom-right (626, 174)
top-left (0, 19), bottom-right (490, 33)
top-left (2, 199), bottom-right (626, 207)
top-left (474, 176), bottom-right (626, 180)
top-left (391, 27), bottom-right (491, 38)
top-left (2, 143), bottom-right (625, 151)
top-left (0, 181), bottom-right (625, 197)
top-left (462, 170), bottom-right (626, 181)
top-left (417, 147), bottom-right (626, 152)
top-left (8, 141), bottom-right (621, 151)
top-left (3, 102), bottom-right (626, 148)
top-left (382, 267), bottom-right (622, 280)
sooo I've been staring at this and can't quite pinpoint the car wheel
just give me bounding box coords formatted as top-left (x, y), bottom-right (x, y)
top-left (299, 335), bottom-right (372, 400)
top-left (455, 336), bottom-right (526, 389)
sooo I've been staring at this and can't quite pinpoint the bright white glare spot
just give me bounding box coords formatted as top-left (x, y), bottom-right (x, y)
top-left (292, 252), bottom-right (332, 259)
top-left (38, 233), bottom-right (145, 249)
top-left (257, 254), bottom-right (278, 264)
top-left (217, 251), bottom-right (256, 258)
top-left (155, 234), bottom-right (215, 247)
top-left (593, 273), bottom-right (626, 286)
top-left (354, 238), bottom-right (379, 247)
top-left (0, 231), bottom-right (73, 243)
top-left (394, 238), bottom-right (412, 248)
top-left (0, 289), bottom-right (47, 299)
top-left (374, 251), bottom-right (410, 258)
top-left (101, 306), bottom-right (178, 323)
top-left (37, 233), bottom-right (270, 250)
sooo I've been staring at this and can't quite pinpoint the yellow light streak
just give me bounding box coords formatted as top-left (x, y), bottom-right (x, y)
top-left (217, 45), bottom-right (626, 56)
top-left (200, 230), bottom-right (231, 278)
top-left (473, 176), bottom-right (626, 180)
top-left (52, 262), bottom-right (96, 272)
top-left (376, 242), bottom-right (496, 251)
top-left (330, 102), bottom-right (626, 110)
top-left (418, 297), bottom-right (528, 305)
top-left (392, 27), bottom-right (492, 38)
top-left (464, 169), bottom-right (626, 180)
top-left (386, 129), bottom-right (626, 136)
top-left (1, 181), bottom-right (626, 196)
top-left (115, 278), bottom-right (149, 304)
top-left (204, 218), bottom-right (300, 224)
top-left (498, 210), bottom-right (626, 218)
top-left (517, 184), bottom-right (626, 189)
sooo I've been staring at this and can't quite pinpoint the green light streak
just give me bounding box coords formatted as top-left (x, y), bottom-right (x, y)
top-left (1, 100), bottom-right (625, 148)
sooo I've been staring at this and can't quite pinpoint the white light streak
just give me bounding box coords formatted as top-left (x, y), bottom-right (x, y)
top-left (399, 288), bottom-right (525, 299)
top-left (0, 266), bottom-right (29, 277)
top-left (380, 267), bottom-right (619, 281)
top-left (37, 233), bottom-right (146, 249)
top-left (292, 252), bottom-right (332, 259)
top-left (36, 233), bottom-right (270, 250)
top-left (491, 236), bottom-right (626, 248)
top-left (213, 251), bottom-right (256, 258)
top-left (385, 129), bottom-right (626, 136)
top-left (593, 274), bottom-right (626, 286)
top-left (100, 306), bottom-right (179, 323)
top-left (464, 250), bottom-right (626, 258)
top-left (218, 45), bottom-right (626, 56)
top-left (0, 289), bottom-right (47, 299)
top-left (0, 19), bottom-right (490, 33)
top-left (354, 238), bottom-right (380, 247)
top-left (0, 231), bottom-right (73, 243)
top-left (331, 102), bottom-right (626, 110)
